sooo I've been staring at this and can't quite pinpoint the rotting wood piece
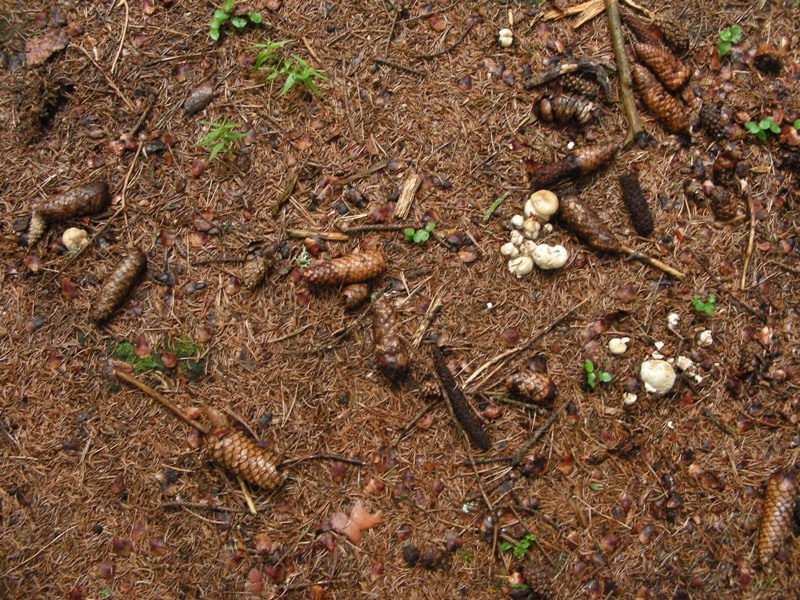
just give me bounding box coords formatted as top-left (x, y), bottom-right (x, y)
top-left (431, 343), bottom-right (490, 451)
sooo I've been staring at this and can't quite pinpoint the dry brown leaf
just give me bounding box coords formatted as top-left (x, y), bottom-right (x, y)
top-left (330, 501), bottom-right (383, 544)
top-left (25, 28), bottom-right (69, 67)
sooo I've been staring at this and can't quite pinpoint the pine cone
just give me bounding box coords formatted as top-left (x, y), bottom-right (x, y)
top-left (559, 73), bottom-right (601, 100)
top-left (699, 103), bottom-right (730, 141)
top-left (619, 171), bottom-right (654, 237)
top-left (26, 210), bottom-right (47, 246)
top-left (573, 142), bottom-right (620, 175)
top-left (757, 470), bottom-right (796, 566)
top-left (522, 565), bottom-right (555, 600)
top-left (91, 249), bottom-right (148, 323)
top-left (527, 143), bottom-right (618, 189)
top-left (709, 187), bottom-right (738, 221)
top-left (342, 283), bottom-right (370, 310)
top-left (633, 42), bottom-right (690, 91)
top-left (653, 13), bottom-right (690, 55)
top-left (37, 181), bottom-right (110, 221)
top-left (538, 95), bottom-right (596, 126)
top-left (505, 372), bottom-right (557, 406)
top-left (620, 6), bottom-right (662, 46)
top-left (302, 250), bottom-right (386, 286)
top-left (372, 295), bottom-right (410, 382)
top-left (206, 428), bottom-right (286, 491)
top-left (632, 63), bottom-right (689, 134)
top-left (241, 248), bottom-right (270, 290)
top-left (558, 194), bottom-right (620, 254)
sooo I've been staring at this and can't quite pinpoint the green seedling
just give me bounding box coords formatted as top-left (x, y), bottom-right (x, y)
top-left (210, 0), bottom-right (262, 41)
top-left (718, 24), bottom-right (742, 57)
top-left (297, 247), bottom-right (312, 269)
top-left (745, 118), bottom-right (781, 141)
top-left (197, 119), bottom-right (248, 161)
top-left (403, 222), bottom-right (435, 244)
top-left (584, 359), bottom-right (611, 390)
top-left (500, 533), bottom-right (537, 558)
top-left (267, 55), bottom-right (328, 97)
top-left (692, 293), bottom-right (716, 316)
top-left (793, 119), bottom-right (800, 130)
top-left (251, 39), bottom-right (294, 70)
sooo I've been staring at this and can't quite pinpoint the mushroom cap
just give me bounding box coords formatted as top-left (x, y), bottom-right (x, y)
top-left (532, 244), bottom-right (569, 269)
top-left (639, 359), bottom-right (676, 394)
top-left (508, 255), bottom-right (534, 277)
top-left (62, 227), bottom-right (89, 252)
top-left (525, 190), bottom-right (559, 222)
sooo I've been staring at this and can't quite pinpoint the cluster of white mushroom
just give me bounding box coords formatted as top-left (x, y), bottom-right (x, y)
top-left (501, 190), bottom-right (570, 278)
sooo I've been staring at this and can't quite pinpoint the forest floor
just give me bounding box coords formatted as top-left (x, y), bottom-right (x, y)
top-left (1, 0), bottom-right (800, 598)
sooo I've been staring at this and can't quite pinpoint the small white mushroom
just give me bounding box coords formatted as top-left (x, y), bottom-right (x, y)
top-left (500, 242), bottom-right (520, 258)
top-left (510, 214), bottom-right (525, 229)
top-left (531, 244), bottom-right (569, 270)
top-left (675, 356), bottom-right (694, 372)
top-left (608, 337), bottom-right (630, 355)
top-left (522, 217), bottom-right (541, 240)
top-left (697, 330), bottom-right (713, 347)
top-left (510, 230), bottom-right (524, 247)
top-left (639, 360), bottom-right (676, 394)
top-left (498, 28), bottom-right (514, 48)
top-left (622, 392), bottom-right (638, 406)
top-left (508, 255), bottom-right (534, 278)
top-left (524, 190), bottom-right (559, 222)
top-left (667, 312), bottom-right (680, 331)
top-left (519, 240), bottom-right (538, 257)
top-left (62, 227), bottom-right (89, 253)
top-left (542, 223), bottom-right (554, 235)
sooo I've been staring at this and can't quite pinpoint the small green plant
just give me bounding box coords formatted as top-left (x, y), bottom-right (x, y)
top-left (793, 119), bottom-right (800, 130)
top-left (209, 0), bottom-right (262, 41)
top-left (113, 341), bottom-right (162, 373)
top-left (297, 247), bottom-right (312, 269)
top-left (745, 117), bottom-right (781, 142)
top-left (692, 292), bottom-right (716, 316)
top-left (584, 359), bottom-right (611, 390)
top-left (197, 119), bottom-right (248, 161)
top-left (171, 335), bottom-right (202, 358)
top-left (718, 24), bottom-right (742, 57)
top-left (500, 533), bottom-right (537, 558)
top-left (251, 41), bottom-right (327, 97)
top-left (403, 222), bottom-right (435, 244)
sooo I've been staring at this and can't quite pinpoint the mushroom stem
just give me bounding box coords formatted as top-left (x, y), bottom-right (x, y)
top-left (619, 245), bottom-right (685, 279)
top-left (114, 369), bottom-right (210, 434)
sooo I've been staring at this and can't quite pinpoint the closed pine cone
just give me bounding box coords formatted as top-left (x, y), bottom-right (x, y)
top-left (205, 428), bottom-right (286, 491)
top-left (619, 171), bottom-right (654, 237)
top-left (302, 250), bottom-right (386, 286)
top-left (633, 42), bottom-right (690, 91)
top-left (652, 13), bottom-right (690, 55)
top-left (372, 295), bottom-right (410, 382)
top-left (506, 371), bottom-right (557, 406)
top-left (631, 63), bottom-right (689, 134)
top-left (709, 187), bottom-right (738, 221)
top-left (699, 103), bottom-right (730, 140)
top-left (756, 470), bottom-right (796, 566)
top-left (559, 73), bottom-right (601, 100)
top-left (242, 249), bottom-right (270, 290)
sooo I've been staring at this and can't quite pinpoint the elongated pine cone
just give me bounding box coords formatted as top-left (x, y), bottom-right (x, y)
top-left (205, 428), bottom-right (285, 491)
top-left (91, 248), bottom-right (148, 323)
top-left (26, 210), bottom-right (47, 246)
top-left (538, 95), bottom-right (596, 126)
top-left (652, 13), bottom-right (690, 55)
top-left (709, 187), bottom-right (738, 221)
top-left (633, 42), bottom-right (690, 91)
top-left (559, 73), bottom-right (601, 100)
top-left (757, 470), bottom-right (796, 566)
top-left (242, 248), bottom-right (270, 290)
top-left (620, 6), bottom-right (662, 46)
top-left (302, 250), bottom-right (386, 287)
top-left (527, 143), bottom-right (619, 189)
top-left (506, 372), bottom-right (557, 406)
top-left (631, 64), bottom-right (689, 134)
top-left (372, 295), bottom-right (410, 382)
top-left (619, 171), bottom-right (654, 237)
top-left (342, 283), bottom-right (370, 310)
top-left (37, 181), bottom-right (110, 221)
top-left (558, 194), bottom-right (621, 254)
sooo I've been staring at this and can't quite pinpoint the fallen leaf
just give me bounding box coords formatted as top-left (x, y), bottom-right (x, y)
top-left (330, 501), bottom-right (383, 544)
top-left (25, 28), bottom-right (69, 67)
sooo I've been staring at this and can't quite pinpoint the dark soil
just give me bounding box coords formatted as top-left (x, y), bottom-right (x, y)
top-left (1, 1), bottom-right (799, 598)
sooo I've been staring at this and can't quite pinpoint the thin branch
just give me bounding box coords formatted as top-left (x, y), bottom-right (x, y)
top-left (271, 170), bottom-right (299, 218)
top-left (279, 454), bottom-right (365, 468)
top-left (604, 0), bottom-right (646, 148)
top-left (111, 0), bottom-right (129, 75)
top-left (237, 476), bottom-right (257, 515)
top-left (619, 245), bottom-right (685, 279)
top-left (741, 193), bottom-right (756, 290)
